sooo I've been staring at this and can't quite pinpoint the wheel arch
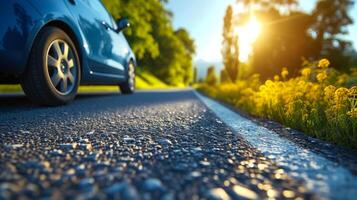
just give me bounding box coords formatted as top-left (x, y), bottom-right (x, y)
top-left (28, 20), bottom-right (84, 79)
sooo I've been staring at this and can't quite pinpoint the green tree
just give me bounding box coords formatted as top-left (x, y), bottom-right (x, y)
top-left (174, 29), bottom-right (196, 84)
top-left (251, 10), bottom-right (314, 79)
top-left (234, 0), bottom-right (356, 76)
top-left (236, 0), bottom-right (298, 12)
top-left (233, 0), bottom-right (316, 79)
top-left (222, 5), bottom-right (239, 82)
top-left (193, 67), bottom-right (198, 83)
top-left (103, 0), bottom-right (195, 86)
top-left (220, 68), bottom-right (230, 83)
top-left (311, 0), bottom-right (354, 72)
top-left (102, 0), bottom-right (160, 59)
top-left (142, 26), bottom-right (195, 85)
top-left (205, 66), bottom-right (217, 86)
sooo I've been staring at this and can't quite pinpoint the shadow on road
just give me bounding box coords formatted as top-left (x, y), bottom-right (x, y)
top-left (0, 93), bottom-right (119, 111)
top-left (0, 89), bottom-right (194, 113)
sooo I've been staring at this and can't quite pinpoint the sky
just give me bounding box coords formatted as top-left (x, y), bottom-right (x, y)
top-left (166, 0), bottom-right (357, 63)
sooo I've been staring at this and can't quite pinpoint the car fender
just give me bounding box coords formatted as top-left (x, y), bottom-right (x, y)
top-left (24, 0), bottom-right (92, 82)
top-left (0, 0), bottom-right (42, 74)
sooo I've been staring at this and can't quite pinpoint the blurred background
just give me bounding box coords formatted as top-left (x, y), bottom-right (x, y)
top-left (103, 0), bottom-right (357, 87)
top-left (169, 0), bottom-right (357, 82)
top-left (1, 0), bottom-right (356, 91)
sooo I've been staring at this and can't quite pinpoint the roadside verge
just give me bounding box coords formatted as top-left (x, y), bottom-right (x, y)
top-left (194, 90), bottom-right (357, 200)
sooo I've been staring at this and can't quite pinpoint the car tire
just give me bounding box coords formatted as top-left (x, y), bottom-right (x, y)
top-left (119, 61), bottom-right (135, 94)
top-left (21, 27), bottom-right (81, 106)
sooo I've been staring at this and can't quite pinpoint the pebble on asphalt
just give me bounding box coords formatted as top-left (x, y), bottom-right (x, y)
top-left (105, 182), bottom-right (139, 200)
top-left (232, 185), bottom-right (258, 200)
top-left (208, 188), bottom-right (230, 200)
top-left (157, 138), bottom-right (173, 146)
top-left (142, 178), bottom-right (164, 192)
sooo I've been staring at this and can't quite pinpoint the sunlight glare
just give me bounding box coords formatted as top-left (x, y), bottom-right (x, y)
top-left (236, 16), bottom-right (262, 62)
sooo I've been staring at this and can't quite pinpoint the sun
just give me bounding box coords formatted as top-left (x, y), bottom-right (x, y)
top-left (235, 16), bottom-right (262, 62)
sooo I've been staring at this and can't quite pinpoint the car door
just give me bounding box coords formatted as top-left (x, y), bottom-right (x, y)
top-left (107, 19), bottom-right (131, 75)
top-left (65, 0), bottom-right (124, 78)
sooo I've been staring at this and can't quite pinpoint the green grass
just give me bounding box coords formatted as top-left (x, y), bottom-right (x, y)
top-left (0, 71), bottom-right (172, 94)
top-left (79, 86), bottom-right (119, 93)
top-left (0, 85), bottom-right (22, 93)
top-left (136, 71), bottom-right (170, 89)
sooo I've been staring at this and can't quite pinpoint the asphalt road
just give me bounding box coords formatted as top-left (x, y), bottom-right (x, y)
top-left (0, 89), bottom-right (329, 199)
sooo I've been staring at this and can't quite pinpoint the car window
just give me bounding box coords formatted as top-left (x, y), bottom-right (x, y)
top-left (82, 0), bottom-right (113, 26)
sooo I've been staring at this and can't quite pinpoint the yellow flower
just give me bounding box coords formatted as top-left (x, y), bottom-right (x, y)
top-left (347, 108), bottom-right (357, 119)
top-left (324, 85), bottom-right (336, 102)
top-left (316, 71), bottom-right (327, 82)
top-left (301, 68), bottom-right (311, 77)
top-left (318, 58), bottom-right (330, 68)
top-left (349, 86), bottom-right (357, 109)
top-left (334, 87), bottom-right (349, 104)
top-left (281, 68), bottom-right (289, 79)
top-left (349, 86), bottom-right (357, 96)
top-left (265, 80), bottom-right (274, 88)
top-left (274, 75), bottom-right (280, 82)
top-left (298, 80), bottom-right (306, 86)
top-left (259, 85), bottom-right (267, 91)
top-left (335, 87), bottom-right (349, 97)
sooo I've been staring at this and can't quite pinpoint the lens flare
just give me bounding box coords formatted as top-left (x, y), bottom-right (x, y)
top-left (235, 16), bottom-right (262, 62)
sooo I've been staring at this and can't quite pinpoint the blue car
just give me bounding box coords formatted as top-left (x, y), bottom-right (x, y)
top-left (0, 0), bottom-right (136, 105)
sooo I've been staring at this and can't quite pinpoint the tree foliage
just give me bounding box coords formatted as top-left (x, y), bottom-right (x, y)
top-left (312, 0), bottom-right (354, 72)
top-left (102, 0), bottom-right (195, 86)
top-left (252, 10), bottom-right (314, 78)
top-left (205, 66), bottom-right (217, 86)
top-left (236, 0), bottom-right (298, 12)
top-left (102, 0), bottom-right (160, 59)
top-left (220, 68), bottom-right (230, 83)
top-left (222, 5), bottom-right (239, 82)
top-left (230, 0), bottom-right (355, 80)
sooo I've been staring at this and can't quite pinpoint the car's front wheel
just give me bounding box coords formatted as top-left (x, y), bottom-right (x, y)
top-left (119, 61), bottom-right (135, 94)
top-left (21, 27), bottom-right (80, 106)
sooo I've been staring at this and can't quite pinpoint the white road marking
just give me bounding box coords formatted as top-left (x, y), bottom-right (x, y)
top-left (194, 91), bottom-right (357, 200)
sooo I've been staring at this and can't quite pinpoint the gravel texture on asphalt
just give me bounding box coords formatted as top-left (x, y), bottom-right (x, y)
top-left (0, 90), bottom-right (316, 199)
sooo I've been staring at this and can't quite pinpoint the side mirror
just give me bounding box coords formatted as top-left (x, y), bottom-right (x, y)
top-left (116, 18), bottom-right (130, 32)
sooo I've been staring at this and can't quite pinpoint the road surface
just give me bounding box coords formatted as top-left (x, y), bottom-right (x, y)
top-left (0, 89), bottom-right (356, 200)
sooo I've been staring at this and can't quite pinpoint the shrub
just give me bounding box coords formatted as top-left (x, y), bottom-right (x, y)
top-left (199, 59), bottom-right (357, 149)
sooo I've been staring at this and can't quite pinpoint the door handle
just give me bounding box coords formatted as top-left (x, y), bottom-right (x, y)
top-left (102, 21), bottom-right (111, 30)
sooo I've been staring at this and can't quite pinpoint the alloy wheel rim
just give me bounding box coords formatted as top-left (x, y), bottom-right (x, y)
top-left (128, 62), bottom-right (135, 91)
top-left (46, 39), bottom-right (78, 95)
